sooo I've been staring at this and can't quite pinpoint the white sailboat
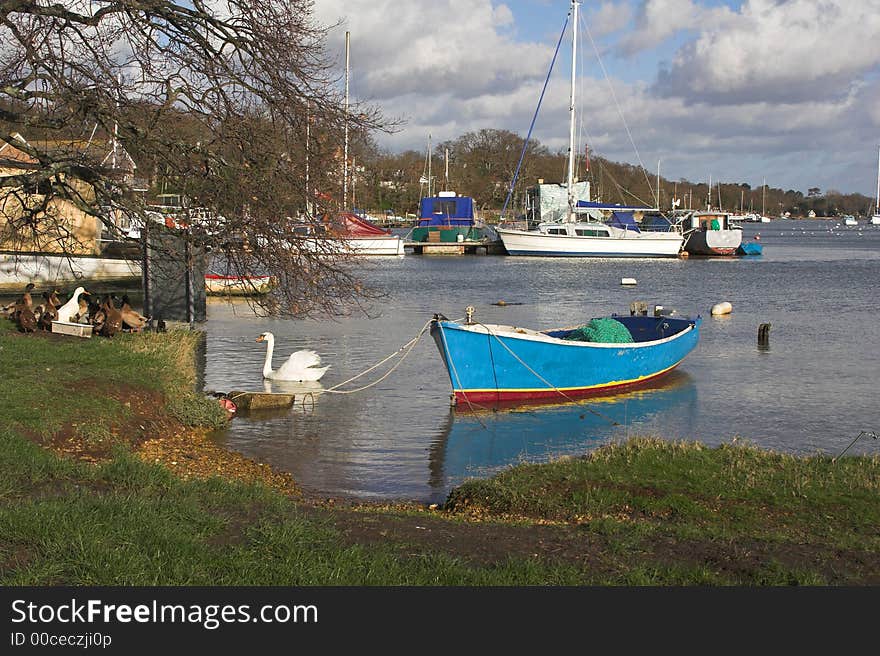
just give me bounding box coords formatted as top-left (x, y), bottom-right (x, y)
top-left (495, 1), bottom-right (683, 258)
top-left (870, 145), bottom-right (880, 226)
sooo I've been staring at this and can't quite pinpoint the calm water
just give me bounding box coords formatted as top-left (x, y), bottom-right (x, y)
top-left (203, 220), bottom-right (880, 503)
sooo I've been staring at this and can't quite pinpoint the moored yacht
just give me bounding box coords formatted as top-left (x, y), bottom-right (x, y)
top-left (498, 200), bottom-right (683, 257)
top-left (495, 1), bottom-right (682, 259)
top-left (674, 209), bottom-right (743, 256)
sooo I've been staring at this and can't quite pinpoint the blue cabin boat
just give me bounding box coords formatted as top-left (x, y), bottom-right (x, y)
top-left (410, 192), bottom-right (482, 243)
top-left (430, 311), bottom-right (701, 405)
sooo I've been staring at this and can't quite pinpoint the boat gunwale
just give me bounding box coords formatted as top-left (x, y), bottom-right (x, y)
top-left (433, 317), bottom-right (699, 350)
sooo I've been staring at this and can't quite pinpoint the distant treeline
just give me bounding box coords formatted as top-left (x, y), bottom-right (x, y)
top-left (351, 129), bottom-right (875, 219)
top-left (6, 108), bottom-right (870, 219)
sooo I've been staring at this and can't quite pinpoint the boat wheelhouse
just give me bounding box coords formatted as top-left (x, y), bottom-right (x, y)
top-left (410, 192), bottom-right (482, 243)
top-left (676, 209), bottom-right (743, 256)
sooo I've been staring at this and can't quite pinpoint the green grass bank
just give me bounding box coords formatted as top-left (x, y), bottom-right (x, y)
top-left (1, 320), bottom-right (878, 585)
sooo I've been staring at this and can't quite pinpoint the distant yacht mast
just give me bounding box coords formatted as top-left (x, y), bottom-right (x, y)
top-left (566, 0), bottom-right (579, 221)
top-left (875, 145), bottom-right (880, 216)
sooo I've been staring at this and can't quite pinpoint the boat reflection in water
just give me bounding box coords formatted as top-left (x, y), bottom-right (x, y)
top-left (428, 370), bottom-right (698, 498)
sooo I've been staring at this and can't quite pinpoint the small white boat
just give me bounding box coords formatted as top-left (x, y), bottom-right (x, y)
top-left (843, 214), bottom-right (858, 227)
top-left (317, 212), bottom-right (405, 256)
top-left (204, 274), bottom-right (275, 296)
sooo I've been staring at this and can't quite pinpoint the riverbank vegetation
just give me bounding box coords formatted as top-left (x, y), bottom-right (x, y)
top-left (1, 322), bottom-right (877, 585)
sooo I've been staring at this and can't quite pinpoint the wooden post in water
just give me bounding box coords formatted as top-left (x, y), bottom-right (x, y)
top-left (758, 323), bottom-right (771, 347)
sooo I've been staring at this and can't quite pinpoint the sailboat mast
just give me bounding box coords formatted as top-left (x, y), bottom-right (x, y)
top-left (876, 146), bottom-right (880, 214)
top-left (445, 147), bottom-right (449, 192)
top-left (428, 134), bottom-right (432, 198)
top-left (305, 100), bottom-right (310, 215)
top-left (343, 31), bottom-right (350, 210)
top-left (656, 158), bottom-right (661, 209)
top-left (762, 177), bottom-right (766, 217)
top-left (112, 73), bottom-right (120, 170)
top-left (566, 0), bottom-right (579, 221)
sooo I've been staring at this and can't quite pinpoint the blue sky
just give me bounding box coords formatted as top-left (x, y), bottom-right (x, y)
top-left (314, 1), bottom-right (880, 199)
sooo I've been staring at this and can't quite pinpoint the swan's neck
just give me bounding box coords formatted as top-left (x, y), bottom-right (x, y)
top-left (262, 335), bottom-right (275, 377)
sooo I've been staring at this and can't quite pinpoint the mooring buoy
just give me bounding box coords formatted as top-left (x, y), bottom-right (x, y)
top-left (711, 301), bottom-right (732, 316)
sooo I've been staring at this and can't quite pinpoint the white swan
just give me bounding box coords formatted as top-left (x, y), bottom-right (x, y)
top-left (56, 286), bottom-right (89, 323)
top-left (256, 331), bottom-right (329, 381)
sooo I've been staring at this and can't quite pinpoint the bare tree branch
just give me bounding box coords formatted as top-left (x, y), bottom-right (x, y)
top-left (1, 0), bottom-right (400, 316)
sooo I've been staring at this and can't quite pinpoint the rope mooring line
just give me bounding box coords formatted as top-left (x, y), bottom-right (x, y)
top-left (322, 319), bottom-right (433, 395)
top-left (833, 430), bottom-right (878, 462)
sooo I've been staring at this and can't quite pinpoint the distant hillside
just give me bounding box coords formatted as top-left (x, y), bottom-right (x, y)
top-left (354, 129), bottom-right (874, 219)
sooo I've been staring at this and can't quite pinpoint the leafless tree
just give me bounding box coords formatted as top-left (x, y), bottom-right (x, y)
top-left (0, 0), bottom-right (396, 317)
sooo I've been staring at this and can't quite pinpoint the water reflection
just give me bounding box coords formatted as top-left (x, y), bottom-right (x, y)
top-left (427, 371), bottom-right (698, 497)
top-left (261, 379), bottom-right (325, 396)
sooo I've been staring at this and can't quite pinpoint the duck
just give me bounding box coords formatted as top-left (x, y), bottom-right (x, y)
top-left (72, 295), bottom-right (90, 323)
top-left (119, 294), bottom-right (149, 331)
top-left (37, 291), bottom-right (59, 331)
top-left (17, 304), bottom-right (37, 333)
top-left (3, 282), bottom-right (35, 320)
top-left (98, 295), bottom-right (122, 337)
top-left (56, 286), bottom-right (90, 323)
top-left (255, 331), bottom-right (329, 382)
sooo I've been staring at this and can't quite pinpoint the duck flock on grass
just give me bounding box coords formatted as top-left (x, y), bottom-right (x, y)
top-left (2, 283), bottom-right (149, 337)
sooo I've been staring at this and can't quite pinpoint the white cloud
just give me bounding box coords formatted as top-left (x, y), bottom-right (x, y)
top-left (315, 1), bottom-right (551, 105)
top-left (656, 0), bottom-right (880, 103)
top-left (616, 0), bottom-right (736, 55)
top-left (308, 0), bottom-right (880, 195)
top-left (588, 2), bottom-right (635, 37)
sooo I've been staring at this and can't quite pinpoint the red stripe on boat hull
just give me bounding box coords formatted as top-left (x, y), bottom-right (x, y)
top-left (452, 365), bottom-right (678, 405)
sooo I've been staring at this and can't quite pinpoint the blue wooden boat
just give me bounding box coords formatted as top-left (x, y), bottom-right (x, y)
top-left (430, 310), bottom-right (701, 405)
top-left (736, 240), bottom-right (763, 256)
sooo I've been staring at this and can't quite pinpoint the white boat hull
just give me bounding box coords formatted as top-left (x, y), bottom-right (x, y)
top-left (0, 253), bottom-right (141, 292)
top-left (205, 275), bottom-right (274, 296)
top-left (496, 228), bottom-right (683, 257)
top-left (343, 236), bottom-right (405, 256)
top-left (869, 215), bottom-right (880, 226)
top-left (684, 229), bottom-right (742, 256)
top-left (302, 235), bottom-right (404, 256)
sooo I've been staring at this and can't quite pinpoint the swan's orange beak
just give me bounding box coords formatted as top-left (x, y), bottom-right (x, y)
top-left (255, 335), bottom-right (264, 342)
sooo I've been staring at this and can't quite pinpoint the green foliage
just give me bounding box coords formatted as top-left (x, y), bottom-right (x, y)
top-left (166, 392), bottom-right (229, 429)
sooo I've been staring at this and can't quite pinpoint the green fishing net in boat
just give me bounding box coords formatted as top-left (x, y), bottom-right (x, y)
top-left (565, 318), bottom-right (634, 343)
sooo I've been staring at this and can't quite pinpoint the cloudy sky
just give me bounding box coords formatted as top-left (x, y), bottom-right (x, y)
top-left (313, 0), bottom-right (880, 198)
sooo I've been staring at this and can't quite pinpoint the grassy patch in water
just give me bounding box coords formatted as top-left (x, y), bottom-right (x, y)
top-left (444, 437), bottom-right (880, 581)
